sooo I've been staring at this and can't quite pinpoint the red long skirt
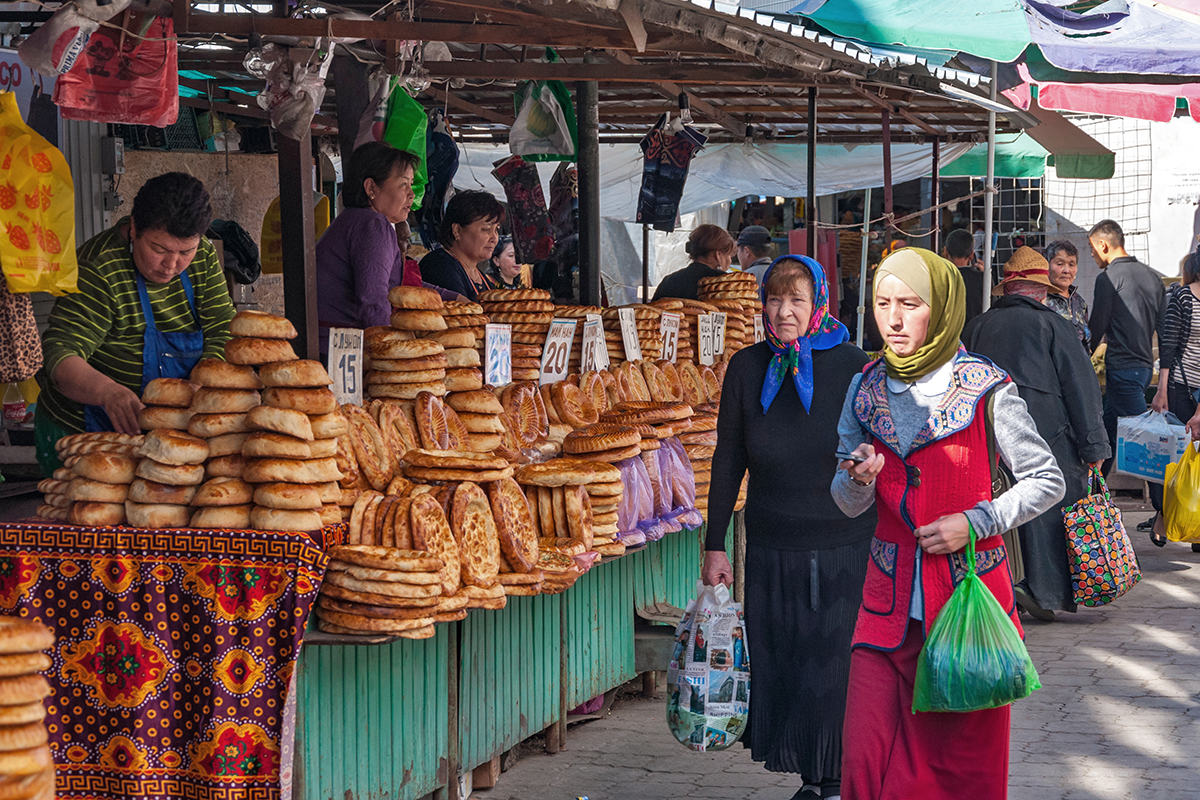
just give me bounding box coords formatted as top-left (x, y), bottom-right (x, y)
top-left (841, 620), bottom-right (1010, 800)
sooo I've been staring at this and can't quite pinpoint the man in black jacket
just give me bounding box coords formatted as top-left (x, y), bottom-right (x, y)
top-left (965, 246), bottom-right (1110, 620)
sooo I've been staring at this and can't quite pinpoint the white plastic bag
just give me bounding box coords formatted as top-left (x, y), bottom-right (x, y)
top-left (509, 82), bottom-right (574, 159)
top-left (245, 43), bottom-right (334, 141)
top-left (1115, 410), bottom-right (1188, 483)
top-left (666, 581), bottom-right (749, 752)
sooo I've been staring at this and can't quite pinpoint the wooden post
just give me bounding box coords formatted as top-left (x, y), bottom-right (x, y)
top-left (331, 54), bottom-right (371, 162)
top-left (642, 224), bottom-right (650, 302)
top-left (930, 137), bottom-right (941, 254)
top-left (576, 54), bottom-right (601, 306)
top-left (446, 624), bottom-right (461, 800)
top-left (806, 86), bottom-right (817, 258)
top-left (277, 133), bottom-right (318, 361)
top-left (882, 109), bottom-right (893, 222)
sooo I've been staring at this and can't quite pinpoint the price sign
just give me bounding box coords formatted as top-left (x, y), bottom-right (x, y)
top-left (698, 314), bottom-right (715, 366)
top-left (539, 318), bottom-right (578, 385)
top-left (582, 314), bottom-right (609, 371)
top-left (618, 307), bottom-right (642, 361)
top-left (659, 312), bottom-right (681, 363)
top-left (712, 312), bottom-right (727, 355)
top-left (327, 327), bottom-right (363, 406)
top-left (484, 323), bottom-right (512, 386)
top-left (754, 314), bottom-right (765, 343)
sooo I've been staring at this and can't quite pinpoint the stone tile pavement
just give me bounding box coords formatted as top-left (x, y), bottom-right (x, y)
top-left (482, 509), bottom-right (1200, 800)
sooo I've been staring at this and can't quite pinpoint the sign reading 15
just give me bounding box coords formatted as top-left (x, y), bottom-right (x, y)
top-left (337, 352), bottom-right (357, 394)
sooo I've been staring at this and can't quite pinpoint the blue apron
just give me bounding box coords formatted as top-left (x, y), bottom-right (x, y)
top-left (83, 269), bottom-right (205, 432)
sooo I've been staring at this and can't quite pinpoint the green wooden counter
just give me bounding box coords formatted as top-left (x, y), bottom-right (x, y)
top-left (291, 527), bottom-right (705, 800)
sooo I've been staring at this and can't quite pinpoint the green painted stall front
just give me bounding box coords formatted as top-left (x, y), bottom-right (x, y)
top-left (294, 527), bottom-right (704, 799)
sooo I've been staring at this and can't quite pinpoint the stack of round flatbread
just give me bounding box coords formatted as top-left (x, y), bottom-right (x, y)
top-left (44, 433), bottom-right (144, 524)
top-left (402, 449), bottom-right (514, 484)
top-left (601, 305), bottom-right (663, 365)
top-left (681, 409), bottom-right (718, 512)
top-left (222, 310), bottom-right (300, 367)
top-left (648, 297), bottom-right (696, 362)
top-left (366, 308), bottom-right (451, 400)
top-left (445, 390), bottom-right (507, 455)
top-left (427, 301), bottom-right (487, 393)
top-left (515, 459), bottom-right (624, 556)
top-left (698, 272), bottom-right (761, 362)
top-left (477, 288), bottom-right (554, 379)
top-left (315, 544), bottom-right (456, 639)
top-left (34, 471), bottom-right (71, 523)
top-left (137, 376), bottom-right (198, 432)
top-left (120, 428), bottom-right (210, 528)
top-left (0, 617), bottom-right (55, 798)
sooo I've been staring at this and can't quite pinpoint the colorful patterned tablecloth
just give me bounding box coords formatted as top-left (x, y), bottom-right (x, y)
top-left (0, 521), bottom-right (329, 800)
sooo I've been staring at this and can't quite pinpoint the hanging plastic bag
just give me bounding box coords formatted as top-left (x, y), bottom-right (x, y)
top-left (18, 0), bottom-right (133, 76)
top-left (509, 49), bottom-right (577, 162)
top-left (381, 88), bottom-right (428, 209)
top-left (245, 42), bottom-right (333, 141)
top-left (0, 93), bottom-right (77, 296)
top-left (1165, 440), bottom-right (1200, 542)
top-left (1115, 410), bottom-right (1188, 483)
top-left (666, 581), bottom-right (750, 751)
top-left (913, 527), bottom-right (1041, 713)
top-left (352, 71), bottom-right (393, 150)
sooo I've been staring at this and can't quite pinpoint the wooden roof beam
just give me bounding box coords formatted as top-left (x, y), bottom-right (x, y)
top-left (604, 49), bottom-right (741, 136)
top-left (424, 60), bottom-right (817, 86)
top-left (422, 87), bottom-right (515, 127)
top-left (848, 85), bottom-right (941, 137)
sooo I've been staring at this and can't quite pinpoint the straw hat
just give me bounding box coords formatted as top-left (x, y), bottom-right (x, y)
top-left (992, 246), bottom-right (1057, 295)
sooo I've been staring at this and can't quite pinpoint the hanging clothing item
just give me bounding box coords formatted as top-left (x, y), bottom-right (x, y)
top-left (492, 155), bottom-right (556, 264)
top-left (636, 113), bottom-right (707, 232)
top-left (0, 280), bottom-right (42, 383)
top-left (419, 107), bottom-right (460, 249)
top-left (547, 161), bottom-right (578, 243)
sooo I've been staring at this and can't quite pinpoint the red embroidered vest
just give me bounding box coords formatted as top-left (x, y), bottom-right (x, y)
top-left (851, 353), bottom-right (1023, 651)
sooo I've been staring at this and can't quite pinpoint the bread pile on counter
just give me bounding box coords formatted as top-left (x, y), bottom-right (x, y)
top-left (37, 433), bottom-right (142, 524)
top-left (698, 272), bottom-right (761, 360)
top-left (0, 617), bottom-right (55, 798)
top-left (478, 288), bottom-right (555, 381)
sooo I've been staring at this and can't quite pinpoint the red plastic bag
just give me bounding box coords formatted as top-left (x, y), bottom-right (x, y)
top-left (53, 15), bottom-right (178, 127)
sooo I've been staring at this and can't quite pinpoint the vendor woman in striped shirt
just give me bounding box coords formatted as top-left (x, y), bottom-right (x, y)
top-left (34, 172), bottom-right (235, 474)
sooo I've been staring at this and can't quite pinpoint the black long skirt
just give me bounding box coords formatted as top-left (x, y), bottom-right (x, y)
top-left (741, 537), bottom-right (871, 780)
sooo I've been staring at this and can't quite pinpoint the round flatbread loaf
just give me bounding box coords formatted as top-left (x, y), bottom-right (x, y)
top-left (205, 455), bottom-right (247, 479)
top-left (444, 368), bottom-right (483, 393)
top-left (246, 405), bottom-right (314, 441)
top-left (563, 424), bottom-right (640, 454)
top-left (403, 449), bottom-right (508, 470)
top-left (189, 387), bottom-right (261, 415)
top-left (206, 431), bottom-right (249, 458)
top-left (450, 482), bottom-right (500, 588)
top-left (367, 337), bottom-right (444, 360)
top-left (190, 358), bottom-right (264, 389)
top-left (309, 411), bottom-right (349, 439)
top-left (67, 478), bottom-right (128, 504)
top-left (242, 431), bottom-right (312, 459)
top-left (225, 337), bottom-right (298, 365)
top-left (253, 482), bottom-right (321, 510)
top-left (326, 545), bottom-right (443, 572)
top-left (404, 465), bottom-right (514, 483)
top-left (0, 701), bottom-right (46, 726)
top-left (262, 387), bottom-right (338, 415)
top-left (443, 348), bottom-right (481, 368)
top-left (191, 477), bottom-right (253, 507)
top-left (138, 429), bottom-right (209, 465)
top-left (128, 479), bottom-right (198, 505)
top-left (229, 310), bottom-right (297, 339)
top-left (408, 494), bottom-right (461, 596)
top-left (0, 620), bottom-right (53, 657)
top-left (423, 329), bottom-right (475, 348)
top-left (487, 478), bottom-right (538, 573)
top-left (190, 504), bottom-right (253, 529)
top-left (369, 354), bottom-right (449, 372)
top-left (137, 405), bottom-right (192, 431)
top-left (388, 285), bottom-right (444, 311)
top-left (243, 457), bottom-right (342, 484)
top-left (72, 452), bottom-right (137, 484)
top-left (250, 506), bottom-right (323, 532)
top-left (514, 460), bottom-right (621, 487)
top-left (456, 412), bottom-right (504, 433)
top-left (446, 390), bottom-right (504, 415)
top-left (390, 309), bottom-right (448, 332)
top-left (366, 368), bottom-right (447, 384)
top-left (317, 610), bottom-right (435, 633)
top-left (259, 359), bottom-right (332, 388)
top-left (0, 743), bottom-right (52, 777)
top-left (366, 382), bottom-right (447, 400)
top-left (0, 653), bottom-right (47, 684)
top-left (135, 459), bottom-right (206, 486)
top-left (329, 563), bottom-right (440, 585)
top-left (142, 378), bottom-right (197, 408)
top-left (188, 412), bottom-right (249, 438)
top-left (342, 405), bottom-right (393, 491)
top-left (322, 570), bottom-right (441, 598)
top-left (124, 501), bottom-right (191, 528)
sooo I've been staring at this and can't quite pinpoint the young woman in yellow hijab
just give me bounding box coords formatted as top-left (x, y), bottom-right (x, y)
top-left (829, 248), bottom-right (1064, 800)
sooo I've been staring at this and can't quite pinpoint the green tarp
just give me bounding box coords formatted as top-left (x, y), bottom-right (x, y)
top-left (939, 134), bottom-right (1048, 179)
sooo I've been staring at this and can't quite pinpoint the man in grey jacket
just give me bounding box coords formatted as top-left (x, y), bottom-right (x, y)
top-left (736, 226), bottom-right (774, 284)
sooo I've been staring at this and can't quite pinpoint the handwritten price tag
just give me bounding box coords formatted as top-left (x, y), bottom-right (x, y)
top-left (582, 314), bottom-right (609, 371)
top-left (754, 314), bottom-right (765, 343)
top-left (712, 312), bottom-right (727, 355)
top-left (659, 312), bottom-right (681, 363)
top-left (539, 318), bottom-right (578, 385)
top-left (618, 307), bottom-right (642, 361)
top-left (485, 323), bottom-right (512, 386)
top-left (327, 327), bottom-right (363, 406)
top-left (698, 314), bottom-right (715, 366)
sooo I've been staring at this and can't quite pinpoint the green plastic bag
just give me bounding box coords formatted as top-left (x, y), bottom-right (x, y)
top-left (912, 525), bottom-right (1041, 713)
top-left (382, 85), bottom-right (428, 209)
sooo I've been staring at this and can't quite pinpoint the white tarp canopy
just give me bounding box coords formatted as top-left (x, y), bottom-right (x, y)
top-left (452, 139), bottom-right (974, 304)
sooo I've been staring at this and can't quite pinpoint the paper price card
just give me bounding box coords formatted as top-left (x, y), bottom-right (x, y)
top-left (327, 327), bottom-right (363, 406)
top-left (712, 312), bottom-right (727, 355)
top-left (660, 312), bottom-right (681, 363)
top-left (618, 307), bottom-right (642, 361)
top-left (698, 314), bottom-right (715, 366)
top-left (582, 313), bottom-right (609, 371)
top-left (485, 323), bottom-right (513, 386)
top-left (754, 314), bottom-right (765, 343)
top-left (539, 318), bottom-right (578, 385)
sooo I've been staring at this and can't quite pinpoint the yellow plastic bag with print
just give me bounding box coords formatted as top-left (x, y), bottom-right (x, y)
top-left (1164, 440), bottom-right (1200, 542)
top-left (0, 91), bottom-right (76, 296)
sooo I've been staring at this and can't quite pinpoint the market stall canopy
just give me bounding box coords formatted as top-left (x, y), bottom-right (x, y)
top-left (939, 133), bottom-right (1049, 179)
top-left (458, 140), bottom-right (975, 221)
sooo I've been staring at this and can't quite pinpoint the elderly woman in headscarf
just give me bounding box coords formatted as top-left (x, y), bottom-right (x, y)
top-left (831, 248), bottom-right (1064, 800)
top-left (703, 256), bottom-right (877, 800)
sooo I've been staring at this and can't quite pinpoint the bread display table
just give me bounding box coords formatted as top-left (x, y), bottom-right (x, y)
top-left (0, 519), bottom-right (327, 800)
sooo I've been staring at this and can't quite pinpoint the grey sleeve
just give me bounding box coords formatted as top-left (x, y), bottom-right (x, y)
top-left (963, 382), bottom-right (1066, 539)
top-left (831, 373), bottom-right (878, 517)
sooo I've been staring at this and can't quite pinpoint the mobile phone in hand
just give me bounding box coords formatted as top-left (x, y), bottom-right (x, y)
top-left (835, 450), bottom-right (867, 463)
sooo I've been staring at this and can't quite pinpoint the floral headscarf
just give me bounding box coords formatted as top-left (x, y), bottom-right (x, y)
top-left (759, 255), bottom-right (848, 414)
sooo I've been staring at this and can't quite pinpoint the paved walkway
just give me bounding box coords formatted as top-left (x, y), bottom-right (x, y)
top-left (483, 509), bottom-right (1200, 800)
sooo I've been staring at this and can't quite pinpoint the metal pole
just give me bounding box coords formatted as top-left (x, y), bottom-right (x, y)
top-left (882, 109), bottom-right (893, 221)
top-left (277, 132), bottom-right (318, 360)
top-left (931, 138), bottom-right (941, 254)
top-left (642, 224), bottom-right (650, 302)
top-left (576, 53), bottom-right (601, 306)
top-left (806, 86), bottom-right (817, 257)
top-left (982, 60), bottom-right (998, 312)
top-left (857, 186), bottom-right (872, 349)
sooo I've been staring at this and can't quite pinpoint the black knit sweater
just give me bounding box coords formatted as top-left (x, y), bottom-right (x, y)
top-left (705, 341), bottom-right (878, 552)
